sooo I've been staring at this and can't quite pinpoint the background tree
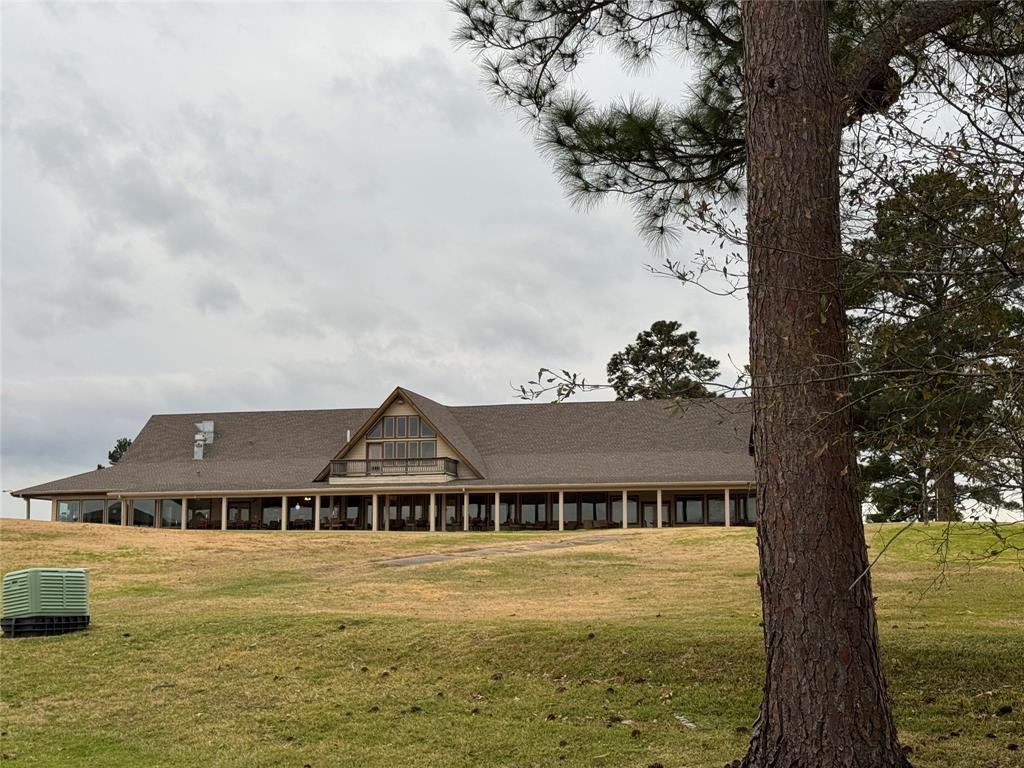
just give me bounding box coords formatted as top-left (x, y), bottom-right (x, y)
top-left (848, 169), bottom-right (1024, 522)
top-left (455, 2), bottom-right (1023, 765)
top-left (108, 437), bottom-right (133, 466)
top-left (607, 321), bottom-right (719, 400)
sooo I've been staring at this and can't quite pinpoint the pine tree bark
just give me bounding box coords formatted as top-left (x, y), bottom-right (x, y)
top-left (741, 2), bottom-right (907, 766)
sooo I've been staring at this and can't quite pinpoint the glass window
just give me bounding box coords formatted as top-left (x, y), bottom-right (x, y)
top-left (57, 500), bottom-right (80, 523)
top-left (520, 493), bottom-right (547, 527)
top-left (408, 416), bottom-right (420, 437)
top-left (129, 499), bottom-right (153, 527)
top-left (383, 417), bottom-right (395, 438)
top-left (675, 497), bottom-right (704, 524)
top-left (562, 493), bottom-right (579, 527)
top-left (260, 499), bottom-right (282, 529)
top-left (421, 440), bottom-right (436, 458)
top-left (228, 501), bottom-right (254, 529)
top-left (369, 421), bottom-right (383, 439)
top-left (747, 495), bottom-right (758, 522)
top-left (185, 499), bottom-right (211, 529)
top-left (581, 493), bottom-right (607, 525)
top-left (396, 442), bottom-right (407, 459)
top-left (287, 497), bottom-right (314, 530)
top-left (420, 422), bottom-right (435, 438)
top-left (345, 497), bottom-right (363, 528)
top-left (408, 441), bottom-right (420, 459)
top-left (160, 499), bottom-right (182, 529)
top-left (82, 499), bottom-right (105, 524)
top-left (445, 495), bottom-right (461, 528)
top-left (106, 499), bottom-right (122, 525)
top-left (707, 496), bottom-right (725, 525)
top-left (384, 442), bottom-right (394, 459)
top-left (396, 416), bottom-right (407, 438)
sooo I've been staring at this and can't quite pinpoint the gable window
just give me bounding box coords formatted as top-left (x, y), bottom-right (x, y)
top-left (364, 415), bottom-right (438, 464)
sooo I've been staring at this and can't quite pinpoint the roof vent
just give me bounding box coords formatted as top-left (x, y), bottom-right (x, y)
top-left (193, 420), bottom-right (214, 460)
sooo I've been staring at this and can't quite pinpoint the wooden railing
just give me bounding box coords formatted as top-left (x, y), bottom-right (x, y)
top-left (329, 457), bottom-right (458, 478)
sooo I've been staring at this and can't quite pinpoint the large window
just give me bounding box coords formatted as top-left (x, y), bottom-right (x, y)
top-left (133, 499), bottom-right (156, 527)
top-left (57, 500), bottom-right (80, 523)
top-left (675, 497), bottom-right (704, 525)
top-left (287, 497), bottom-right (315, 530)
top-left (561, 493), bottom-right (579, 529)
top-left (444, 495), bottom-right (462, 529)
top-left (468, 494), bottom-right (492, 530)
top-left (520, 493), bottom-right (547, 528)
top-left (260, 499), bottom-right (282, 529)
top-left (706, 496), bottom-right (726, 525)
top-left (367, 415), bottom-right (437, 464)
top-left (228, 500), bottom-right (255, 530)
top-left (580, 493), bottom-right (608, 527)
top-left (186, 499), bottom-right (213, 529)
top-left (731, 494), bottom-right (757, 525)
top-left (82, 499), bottom-right (105, 524)
top-left (160, 499), bottom-right (182, 529)
top-left (106, 499), bottom-right (122, 525)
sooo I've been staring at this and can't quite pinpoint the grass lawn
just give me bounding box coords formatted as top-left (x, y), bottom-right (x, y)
top-left (1, 520), bottom-right (1021, 767)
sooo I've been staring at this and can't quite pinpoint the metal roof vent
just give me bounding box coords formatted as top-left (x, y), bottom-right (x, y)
top-left (193, 420), bottom-right (214, 460)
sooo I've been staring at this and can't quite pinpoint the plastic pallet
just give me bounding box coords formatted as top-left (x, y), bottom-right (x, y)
top-left (1, 615), bottom-right (90, 638)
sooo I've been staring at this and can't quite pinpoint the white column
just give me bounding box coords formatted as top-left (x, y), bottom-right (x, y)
top-left (558, 490), bottom-right (565, 531)
top-left (622, 489), bottom-right (628, 529)
top-left (463, 492), bottom-right (469, 531)
top-left (494, 491), bottom-right (500, 532)
top-left (221, 497), bottom-right (228, 531)
top-left (281, 495), bottom-right (288, 531)
top-left (656, 489), bottom-right (663, 529)
top-left (24, 497), bottom-right (31, 520)
top-left (181, 498), bottom-right (188, 530)
top-left (429, 493), bottom-right (436, 532)
top-left (122, 499), bottom-right (129, 526)
top-left (314, 495), bottom-right (321, 531)
top-left (51, 499), bottom-right (58, 522)
top-left (724, 487), bottom-right (731, 528)
top-left (371, 494), bottom-right (379, 531)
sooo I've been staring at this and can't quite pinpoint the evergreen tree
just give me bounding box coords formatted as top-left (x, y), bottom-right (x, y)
top-left (108, 437), bottom-right (133, 465)
top-left (607, 321), bottom-right (719, 400)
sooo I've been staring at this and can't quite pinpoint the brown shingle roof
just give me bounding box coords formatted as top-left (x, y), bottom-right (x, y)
top-left (15, 394), bottom-right (752, 497)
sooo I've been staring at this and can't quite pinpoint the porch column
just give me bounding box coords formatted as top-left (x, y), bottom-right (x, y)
top-left (122, 499), bottom-right (129, 526)
top-left (51, 499), bottom-right (58, 522)
top-left (494, 491), bottom-right (501, 532)
top-left (463, 492), bottom-right (469, 531)
top-left (429, 493), bottom-right (436, 532)
top-left (181, 498), bottom-right (188, 530)
top-left (558, 490), bottom-right (564, 531)
top-left (314, 495), bottom-right (321, 531)
top-left (724, 487), bottom-right (731, 528)
top-left (656, 489), bottom-right (663, 529)
top-left (371, 494), bottom-right (379, 531)
top-left (24, 497), bottom-right (31, 520)
top-left (281, 495), bottom-right (288, 531)
top-left (221, 497), bottom-right (228, 531)
top-left (622, 489), bottom-right (628, 529)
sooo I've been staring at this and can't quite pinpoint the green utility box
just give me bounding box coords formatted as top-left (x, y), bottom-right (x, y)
top-left (2, 568), bottom-right (90, 638)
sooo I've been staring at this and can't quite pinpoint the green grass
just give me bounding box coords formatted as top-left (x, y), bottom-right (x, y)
top-left (1, 521), bottom-right (1021, 767)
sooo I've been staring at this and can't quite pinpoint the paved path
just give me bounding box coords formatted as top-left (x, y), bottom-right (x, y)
top-left (377, 533), bottom-right (635, 567)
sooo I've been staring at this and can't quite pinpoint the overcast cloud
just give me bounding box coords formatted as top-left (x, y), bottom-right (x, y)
top-left (1, 2), bottom-right (748, 518)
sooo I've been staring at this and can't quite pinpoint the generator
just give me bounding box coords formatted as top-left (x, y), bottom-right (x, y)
top-left (2, 567), bottom-right (90, 638)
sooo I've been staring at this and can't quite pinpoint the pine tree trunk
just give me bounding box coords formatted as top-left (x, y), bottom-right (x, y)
top-left (741, 3), bottom-right (907, 766)
top-left (934, 423), bottom-right (958, 521)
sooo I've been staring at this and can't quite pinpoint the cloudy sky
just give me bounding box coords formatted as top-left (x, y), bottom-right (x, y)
top-left (1, 2), bottom-right (748, 518)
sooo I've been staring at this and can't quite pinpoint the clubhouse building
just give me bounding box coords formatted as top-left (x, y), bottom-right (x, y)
top-left (13, 387), bottom-right (756, 532)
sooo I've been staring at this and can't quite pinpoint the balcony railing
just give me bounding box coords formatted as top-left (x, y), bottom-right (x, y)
top-left (329, 457), bottom-right (458, 479)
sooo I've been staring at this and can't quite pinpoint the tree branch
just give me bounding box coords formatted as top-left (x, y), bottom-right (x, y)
top-left (838, 0), bottom-right (997, 106)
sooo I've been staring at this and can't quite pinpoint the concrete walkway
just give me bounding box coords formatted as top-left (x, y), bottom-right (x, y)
top-left (376, 533), bottom-right (635, 567)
